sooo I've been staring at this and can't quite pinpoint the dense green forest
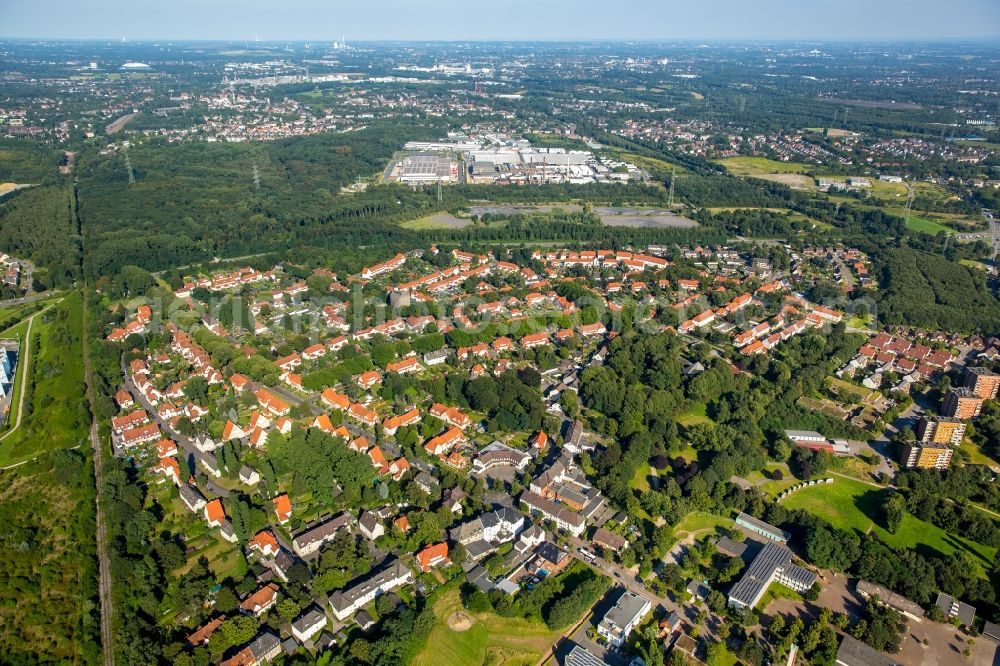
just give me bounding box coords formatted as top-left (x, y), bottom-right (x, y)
top-left (0, 138), bottom-right (76, 288)
top-left (574, 325), bottom-right (865, 566)
top-left (0, 185), bottom-right (80, 288)
top-left (76, 123), bottom-right (440, 275)
top-left (72, 128), bottom-right (738, 277)
top-left (0, 450), bottom-right (100, 664)
top-left (0, 139), bottom-right (65, 184)
top-left (874, 246), bottom-right (1000, 335)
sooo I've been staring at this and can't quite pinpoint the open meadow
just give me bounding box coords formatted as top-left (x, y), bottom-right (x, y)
top-left (0, 294), bottom-right (89, 467)
top-left (411, 582), bottom-right (568, 666)
top-left (782, 477), bottom-right (997, 573)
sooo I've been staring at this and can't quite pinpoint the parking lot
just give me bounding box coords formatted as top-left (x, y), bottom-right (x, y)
top-left (765, 573), bottom-right (999, 666)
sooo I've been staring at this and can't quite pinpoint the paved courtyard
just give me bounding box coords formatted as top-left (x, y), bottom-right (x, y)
top-left (764, 573), bottom-right (998, 666)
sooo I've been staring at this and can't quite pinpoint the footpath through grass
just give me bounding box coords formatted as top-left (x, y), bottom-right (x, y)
top-left (0, 294), bottom-right (88, 467)
top-left (671, 511), bottom-right (735, 544)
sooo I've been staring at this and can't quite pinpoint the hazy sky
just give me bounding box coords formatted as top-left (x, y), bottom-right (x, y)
top-left (3, 0), bottom-right (999, 41)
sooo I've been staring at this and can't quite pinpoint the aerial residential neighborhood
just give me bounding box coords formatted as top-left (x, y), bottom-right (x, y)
top-left (88, 234), bottom-right (1000, 665)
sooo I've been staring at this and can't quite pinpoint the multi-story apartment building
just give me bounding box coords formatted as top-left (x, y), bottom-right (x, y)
top-left (964, 367), bottom-right (1000, 400)
top-left (329, 560), bottom-right (413, 621)
top-left (915, 416), bottom-right (967, 445)
top-left (900, 441), bottom-right (954, 470)
top-left (942, 387), bottom-right (984, 420)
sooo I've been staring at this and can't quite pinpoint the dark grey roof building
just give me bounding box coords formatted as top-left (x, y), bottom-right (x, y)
top-left (834, 635), bottom-right (901, 666)
top-left (179, 484), bottom-right (207, 512)
top-left (244, 631), bottom-right (282, 664)
top-left (466, 565), bottom-right (495, 592)
top-left (727, 542), bottom-right (816, 610)
top-left (292, 512), bottom-right (354, 557)
top-left (291, 605), bottom-right (327, 642)
top-left (564, 643), bottom-right (611, 666)
top-left (936, 592), bottom-right (976, 626)
top-left (715, 536), bottom-right (750, 559)
top-left (328, 559), bottom-right (414, 621)
top-left (355, 610), bottom-right (375, 631)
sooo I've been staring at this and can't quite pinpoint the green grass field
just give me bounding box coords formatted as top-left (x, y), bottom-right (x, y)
top-left (960, 438), bottom-right (1000, 467)
top-left (960, 259), bottom-right (991, 273)
top-left (400, 212), bottom-right (472, 230)
top-left (671, 511), bottom-right (734, 543)
top-left (0, 296), bottom-right (60, 335)
top-left (845, 315), bottom-right (872, 329)
top-left (0, 304), bottom-right (27, 321)
top-left (613, 151), bottom-right (686, 175)
top-left (630, 463), bottom-right (654, 493)
top-left (826, 377), bottom-right (878, 403)
top-left (0, 295), bottom-right (89, 467)
top-left (716, 157), bottom-right (814, 176)
top-left (678, 402), bottom-right (713, 427)
top-left (411, 581), bottom-right (568, 666)
top-left (757, 581), bottom-right (804, 611)
top-left (900, 214), bottom-right (955, 235)
top-left (782, 477), bottom-right (997, 573)
top-left (821, 196), bottom-right (961, 236)
top-left (745, 463), bottom-right (799, 497)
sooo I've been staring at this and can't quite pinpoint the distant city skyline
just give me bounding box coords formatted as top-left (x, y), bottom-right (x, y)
top-left (3, 0), bottom-right (999, 42)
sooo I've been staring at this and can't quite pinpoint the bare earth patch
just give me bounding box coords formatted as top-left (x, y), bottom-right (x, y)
top-left (754, 173), bottom-right (814, 188)
top-left (447, 611), bottom-right (474, 631)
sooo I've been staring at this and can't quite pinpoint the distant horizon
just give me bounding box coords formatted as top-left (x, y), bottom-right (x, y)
top-left (3, 0), bottom-right (999, 43)
top-left (3, 37), bottom-right (1000, 45)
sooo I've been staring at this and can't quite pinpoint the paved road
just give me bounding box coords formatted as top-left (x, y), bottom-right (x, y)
top-left (867, 400), bottom-right (923, 482)
top-left (567, 535), bottom-right (677, 612)
top-left (119, 355), bottom-right (231, 498)
top-left (0, 288), bottom-right (55, 310)
top-left (18, 259), bottom-right (34, 296)
top-left (832, 256), bottom-right (855, 292)
top-left (82, 295), bottom-right (115, 666)
top-left (0, 183), bottom-right (35, 201)
top-left (269, 382), bottom-right (305, 408)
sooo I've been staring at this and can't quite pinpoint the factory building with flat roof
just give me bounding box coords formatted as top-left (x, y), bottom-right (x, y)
top-left (386, 154), bottom-right (458, 184)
